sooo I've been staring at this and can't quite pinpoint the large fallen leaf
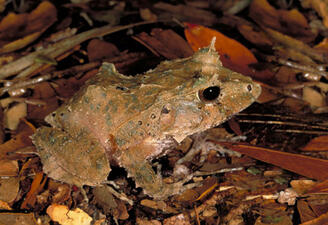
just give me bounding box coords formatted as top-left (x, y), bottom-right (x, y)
top-left (217, 142), bottom-right (328, 181)
top-left (184, 23), bottom-right (258, 77)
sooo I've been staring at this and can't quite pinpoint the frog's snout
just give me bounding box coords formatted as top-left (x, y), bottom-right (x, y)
top-left (246, 80), bottom-right (261, 101)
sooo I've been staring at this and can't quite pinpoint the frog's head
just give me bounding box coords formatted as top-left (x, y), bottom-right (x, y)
top-left (157, 38), bottom-right (261, 143)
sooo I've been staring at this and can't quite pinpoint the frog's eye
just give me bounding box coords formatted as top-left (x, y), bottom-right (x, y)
top-left (199, 86), bottom-right (220, 102)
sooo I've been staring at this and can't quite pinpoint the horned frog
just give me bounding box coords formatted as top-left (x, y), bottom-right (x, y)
top-left (32, 38), bottom-right (261, 200)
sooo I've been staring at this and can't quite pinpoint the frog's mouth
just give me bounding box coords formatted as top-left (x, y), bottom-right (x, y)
top-left (142, 135), bottom-right (178, 160)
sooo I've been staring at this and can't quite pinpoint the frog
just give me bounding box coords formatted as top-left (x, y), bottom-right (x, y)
top-left (32, 38), bottom-right (261, 200)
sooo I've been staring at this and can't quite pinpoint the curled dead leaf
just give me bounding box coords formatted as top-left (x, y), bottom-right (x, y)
top-left (0, 1), bottom-right (57, 54)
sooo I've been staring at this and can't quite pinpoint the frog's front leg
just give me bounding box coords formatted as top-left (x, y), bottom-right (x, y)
top-left (118, 146), bottom-right (193, 200)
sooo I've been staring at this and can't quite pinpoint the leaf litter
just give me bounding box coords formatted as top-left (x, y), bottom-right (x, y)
top-left (0, 0), bottom-right (328, 224)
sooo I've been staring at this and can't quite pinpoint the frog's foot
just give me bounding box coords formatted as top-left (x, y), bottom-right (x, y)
top-left (125, 160), bottom-right (198, 200)
top-left (148, 174), bottom-right (199, 200)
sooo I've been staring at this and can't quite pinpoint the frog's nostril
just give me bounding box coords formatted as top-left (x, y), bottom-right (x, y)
top-left (161, 106), bottom-right (170, 114)
top-left (247, 84), bottom-right (252, 92)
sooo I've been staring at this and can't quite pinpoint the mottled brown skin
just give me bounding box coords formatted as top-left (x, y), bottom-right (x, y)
top-left (32, 42), bottom-right (261, 199)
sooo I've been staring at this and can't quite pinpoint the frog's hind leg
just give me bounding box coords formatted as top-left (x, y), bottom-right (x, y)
top-left (32, 127), bottom-right (111, 196)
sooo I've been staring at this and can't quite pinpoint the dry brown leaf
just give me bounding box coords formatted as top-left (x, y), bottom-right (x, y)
top-left (163, 213), bottom-right (191, 225)
top-left (302, 0), bottom-right (328, 28)
top-left (136, 218), bottom-right (161, 225)
top-left (87, 39), bottom-right (120, 61)
top-left (264, 28), bottom-right (327, 63)
top-left (139, 8), bottom-right (157, 21)
top-left (46, 204), bottom-right (92, 225)
top-left (0, 0), bottom-right (5, 12)
top-left (4, 102), bottom-right (27, 130)
top-left (134, 29), bottom-right (193, 59)
top-left (274, 66), bottom-right (299, 84)
top-left (140, 199), bottom-right (178, 214)
top-left (0, 124), bottom-right (34, 159)
top-left (93, 219), bottom-right (106, 225)
top-left (0, 160), bottom-right (18, 176)
top-left (21, 172), bottom-right (47, 209)
top-left (249, 0), bottom-right (316, 43)
top-left (237, 24), bottom-right (273, 47)
top-left (27, 97), bottom-right (59, 121)
top-left (184, 23), bottom-right (257, 76)
top-left (303, 86), bottom-right (325, 108)
top-left (0, 200), bottom-right (12, 210)
top-left (282, 97), bottom-right (309, 113)
top-left (300, 211), bottom-right (328, 225)
top-left (0, 213), bottom-right (38, 225)
top-left (153, 2), bottom-right (217, 26)
top-left (0, 1), bottom-right (57, 54)
top-left (0, 176), bottom-right (19, 203)
top-left (217, 142), bottom-right (328, 181)
top-left (92, 186), bottom-right (118, 217)
top-left (297, 200), bottom-right (317, 223)
top-left (0, 31), bottom-right (45, 55)
top-left (306, 180), bottom-right (328, 194)
top-left (314, 37), bottom-right (328, 52)
top-left (290, 180), bottom-right (316, 195)
top-left (214, 0), bottom-right (251, 14)
top-left (255, 214), bottom-right (293, 225)
top-left (0, 21), bottom-right (153, 80)
top-left (301, 135), bottom-right (328, 151)
top-left (256, 85), bottom-right (281, 104)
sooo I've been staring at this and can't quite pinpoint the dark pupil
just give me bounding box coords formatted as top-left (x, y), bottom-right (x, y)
top-left (203, 86), bottom-right (220, 101)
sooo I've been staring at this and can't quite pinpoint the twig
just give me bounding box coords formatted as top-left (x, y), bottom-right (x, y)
top-left (264, 28), bottom-right (328, 63)
top-left (0, 61), bottom-right (101, 96)
top-left (277, 58), bottom-right (328, 79)
top-left (237, 119), bottom-right (328, 130)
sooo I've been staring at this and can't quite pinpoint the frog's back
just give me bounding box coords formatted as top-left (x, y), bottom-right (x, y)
top-left (44, 64), bottom-right (146, 149)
